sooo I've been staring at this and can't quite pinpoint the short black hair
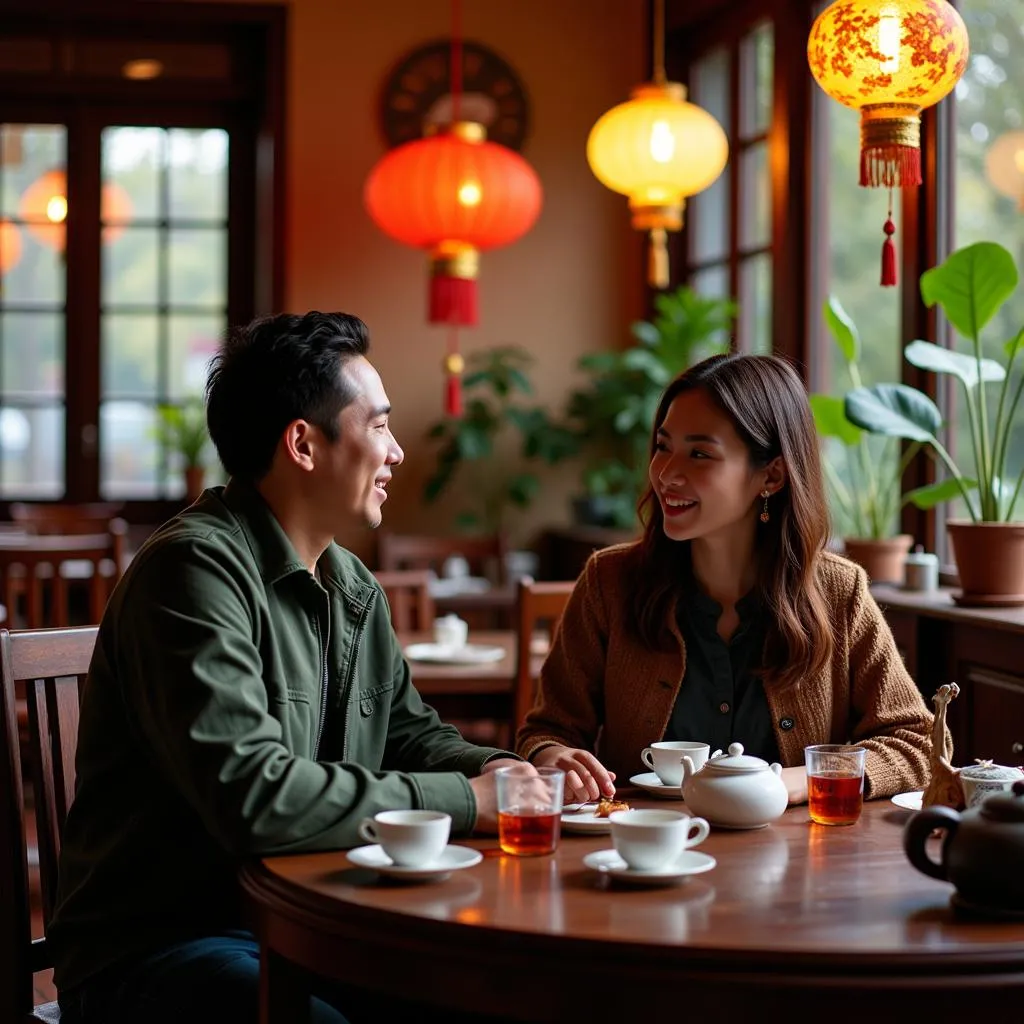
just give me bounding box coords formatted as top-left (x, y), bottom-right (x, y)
top-left (206, 311), bottom-right (370, 481)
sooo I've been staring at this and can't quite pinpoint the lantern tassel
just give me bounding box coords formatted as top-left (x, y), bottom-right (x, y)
top-left (880, 192), bottom-right (897, 288)
top-left (429, 275), bottom-right (478, 326)
top-left (860, 144), bottom-right (921, 189)
top-left (443, 344), bottom-right (464, 418)
top-left (648, 228), bottom-right (669, 289)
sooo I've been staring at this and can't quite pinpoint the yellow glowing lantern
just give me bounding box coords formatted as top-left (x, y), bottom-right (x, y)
top-left (985, 131), bottom-right (1024, 211)
top-left (18, 169), bottom-right (133, 251)
top-left (808, 0), bottom-right (968, 285)
top-left (0, 220), bottom-right (22, 276)
top-left (586, 0), bottom-right (728, 289)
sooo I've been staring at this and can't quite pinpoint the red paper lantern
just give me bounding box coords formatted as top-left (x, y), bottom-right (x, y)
top-left (364, 121), bottom-right (542, 414)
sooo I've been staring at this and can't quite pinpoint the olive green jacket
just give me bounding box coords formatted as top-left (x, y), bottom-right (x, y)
top-left (50, 482), bottom-right (511, 993)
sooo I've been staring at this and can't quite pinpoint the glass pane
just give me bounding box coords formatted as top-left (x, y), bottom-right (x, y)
top-left (102, 127), bottom-right (164, 222)
top-left (1, 312), bottom-right (62, 396)
top-left (689, 46), bottom-right (731, 265)
top-left (740, 22), bottom-right (773, 139)
top-left (3, 124), bottom-right (65, 220)
top-left (1, 232), bottom-right (64, 305)
top-left (168, 228), bottom-right (226, 307)
top-left (101, 400), bottom-right (160, 498)
top-left (168, 314), bottom-right (224, 398)
top-left (951, 2), bottom-right (1024, 526)
top-left (168, 128), bottom-right (229, 221)
top-left (689, 264), bottom-right (731, 301)
top-left (102, 313), bottom-right (159, 397)
top-left (739, 252), bottom-right (772, 355)
top-left (739, 142), bottom-right (770, 250)
top-left (0, 404), bottom-right (63, 498)
top-left (102, 226), bottom-right (161, 306)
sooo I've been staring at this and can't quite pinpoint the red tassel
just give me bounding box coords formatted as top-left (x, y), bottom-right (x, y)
top-left (880, 218), bottom-right (897, 287)
top-left (860, 145), bottom-right (922, 189)
top-left (429, 276), bottom-right (478, 326)
top-left (445, 374), bottom-right (462, 417)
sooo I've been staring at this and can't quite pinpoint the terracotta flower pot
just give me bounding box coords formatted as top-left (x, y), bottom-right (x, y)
top-left (947, 520), bottom-right (1024, 607)
top-left (842, 535), bottom-right (913, 585)
top-left (184, 465), bottom-right (205, 502)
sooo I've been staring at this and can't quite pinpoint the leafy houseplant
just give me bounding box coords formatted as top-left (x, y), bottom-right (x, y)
top-left (845, 241), bottom-right (1024, 603)
top-left (565, 285), bottom-right (736, 530)
top-left (809, 297), bottom-right (917, 582)
top-left (423, 346), bottom-right (577, 534)
top-left (155, 400), bottom-right (210, 500)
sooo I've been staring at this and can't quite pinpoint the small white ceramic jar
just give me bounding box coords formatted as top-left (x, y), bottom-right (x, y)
top-left (904, 545), bottom-right (939, 592)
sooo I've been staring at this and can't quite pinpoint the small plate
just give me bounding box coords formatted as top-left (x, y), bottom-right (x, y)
top-left (583, 848), bottom-right (716, 886)
top-left (560, 805), bottom-right (612, 834)
top-left (427, 577), bottom-right (491, 599)
top-left (629, 772), bottom-right (684, 799)
top-left (891, 791), bottom-right (923, 811)
top-left (404, 643), bottom-right (506, 665)
top-left (346, 844), bottom-right (482, 882)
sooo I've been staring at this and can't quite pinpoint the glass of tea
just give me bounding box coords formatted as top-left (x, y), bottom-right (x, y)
top-left (495, 765), bottom-right (565, 856)
top-left (805, 744), bottom-right (866, 826)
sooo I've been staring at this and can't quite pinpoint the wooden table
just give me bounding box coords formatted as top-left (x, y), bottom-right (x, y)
top-left (240, 798), bottom-right (1024, 1022)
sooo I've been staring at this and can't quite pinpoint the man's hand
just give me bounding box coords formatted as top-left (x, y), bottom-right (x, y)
top-left (469, 760), bottom-right (538, 833)
top-left (533, 745), bottom-right (615, 804)
top-left (781, 765), bottom-right (808, 805)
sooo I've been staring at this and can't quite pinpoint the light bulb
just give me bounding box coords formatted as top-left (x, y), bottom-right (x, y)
top-left (1014, 149), bottom-right (1024, 174)
top-left (457, 181), bottom-right (482, 206)
top-left (878, 11), bottom-right (901, 75)
top-left (649, 121), bottom-right (676, 163)
top-left (46, 195), bottom-right (68, 223)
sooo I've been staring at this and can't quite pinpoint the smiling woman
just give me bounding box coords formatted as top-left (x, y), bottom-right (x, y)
top-left (517, 353), bottom-right (936, 809)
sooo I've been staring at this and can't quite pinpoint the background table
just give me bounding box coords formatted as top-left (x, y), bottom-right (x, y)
top-left (241, 797), bottom-right (1024, 1023)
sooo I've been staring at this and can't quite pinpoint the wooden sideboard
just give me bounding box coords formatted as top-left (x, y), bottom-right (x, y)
top-left (872, 584), bottom-right (1024, 768)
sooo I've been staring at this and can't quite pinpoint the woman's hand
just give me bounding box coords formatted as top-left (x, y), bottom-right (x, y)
top-left (533, 745), bottom-right (616, 804)
top-left (781, 765), bottom-right (808, 805)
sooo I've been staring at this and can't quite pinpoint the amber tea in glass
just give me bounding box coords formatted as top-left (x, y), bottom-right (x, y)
top-left (805, 745), bottom-right (866, 826)
top-left (494, 765), bottom-right (564, 856)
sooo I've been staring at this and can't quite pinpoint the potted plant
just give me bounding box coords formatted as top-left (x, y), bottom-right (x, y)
top-left (423, 346), bottom-right (578, 538)
top-left (155, 400), bottom-right (210, 501)
top-left (565, 285), bottom-right (735, 529)
top-left (810, 297), bottom-right (917, 583)
top-left (845, 241), bottom-right (1024, 604)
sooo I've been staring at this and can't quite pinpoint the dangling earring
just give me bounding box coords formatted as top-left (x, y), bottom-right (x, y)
top-left (760, 489), bottom-right (770, 523)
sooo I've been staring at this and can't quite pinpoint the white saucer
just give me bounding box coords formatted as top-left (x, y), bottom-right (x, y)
top-left (404, 642), bottom-right (506, 665)
top-left (427, 577), bottom-right (491, 599)
top-left (346, 844), bottom-right (482, 881)
top-left (629, 772), bottom-right (684, 799)
top-left (583, 848), bottom-right (716, 885)
top-left (560, 805), bottom-right (611, 834)
top-left (891, 791), bottom-right (923, 811)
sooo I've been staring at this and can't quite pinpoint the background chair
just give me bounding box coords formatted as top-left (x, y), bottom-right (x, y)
top-left (514, 578), bottom-right (575, 734)
top-left (1, 625), bottom-right (98, 1022)
top-left (376, 531), bottom-right (508, 585)
top-left (9, 504), bottom-right (125, 536)
top-left (372, 569), bottom-right (436, 632)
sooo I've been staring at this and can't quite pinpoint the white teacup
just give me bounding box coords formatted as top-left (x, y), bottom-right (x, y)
top-left (433, 614), bottom-right (469, 649)
top-left (641, 741), bottom-right (711, 787)
top-left (609, 808), bottom-right (710, 871)
top-left (960, 762), bottom-right (1024, 808)
top-left (357, 810), bottom-right (451, 867)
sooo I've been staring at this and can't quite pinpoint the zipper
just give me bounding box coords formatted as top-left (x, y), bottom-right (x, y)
top-left (339, 590), bottom-right (374, 763)
top-left (312, 609), bottom-right (330, 760)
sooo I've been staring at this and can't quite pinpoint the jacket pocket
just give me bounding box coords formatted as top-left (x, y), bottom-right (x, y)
top-left (358, 681), bottom-right (394, 718)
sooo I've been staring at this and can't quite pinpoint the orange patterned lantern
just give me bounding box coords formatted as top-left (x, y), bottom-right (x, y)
top-left (0, 219), bottom-right (22, 276)
top-left (808, 0), bottom-right (969, 284)
top-left (18, 169), bottom-right (133, 251)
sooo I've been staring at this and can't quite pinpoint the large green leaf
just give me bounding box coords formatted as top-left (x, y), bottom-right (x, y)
top-left (844, 384), bottom-right (943, 442)
top-left (904, 477), bottom-right (976, 510)
top-left (904, 339), bottom-right (1005, 388)
top-left (920, 241), bottom-right (1018, 340)
top-left (809, 394), bottom-right (862, 446)
top-left (824, 296), bottom-right (860, 364)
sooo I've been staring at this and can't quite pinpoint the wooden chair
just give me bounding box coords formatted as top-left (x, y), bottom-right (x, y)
top-left (372, 569), bottom-right (436, 632)
top-left (377, 531), bottom-right (508, 585)
top-left (9, 504), bottom-right (125, 536)
top-left (0, 625), bottom-right (98, 1023)
top-left (514, 577), bottom-right (575, 733)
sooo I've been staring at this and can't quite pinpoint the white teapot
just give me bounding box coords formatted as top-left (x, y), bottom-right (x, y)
top-left (681, 742), bottom-right (788, 830)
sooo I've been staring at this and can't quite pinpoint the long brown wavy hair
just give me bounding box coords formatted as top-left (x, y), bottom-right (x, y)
top-left (631, 353), bottom-right (833, 690)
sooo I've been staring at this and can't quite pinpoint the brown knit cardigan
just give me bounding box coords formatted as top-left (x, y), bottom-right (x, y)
top-left (516, 543), bottom-right (934, 799)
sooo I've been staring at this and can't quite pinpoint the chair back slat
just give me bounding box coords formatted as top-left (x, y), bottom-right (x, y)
top-left (373, 569), bottom-right (436, 632)
top-left (9, 502), bottom-right (125, 535)
top-left (0, 625), bottom-right (97, 1020)
top-left (514, 578), bottom-right (575, 732)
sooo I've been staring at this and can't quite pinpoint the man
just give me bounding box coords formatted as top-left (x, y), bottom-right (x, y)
top-left (51, 312), bottom-right (522, 1023)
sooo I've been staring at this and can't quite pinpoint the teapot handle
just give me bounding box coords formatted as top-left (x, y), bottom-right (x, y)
top-left (903, 805), bottom-right (960, 882)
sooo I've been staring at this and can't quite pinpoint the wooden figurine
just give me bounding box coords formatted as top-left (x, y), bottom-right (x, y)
top-left (921, 683), bottom-right (965, 810)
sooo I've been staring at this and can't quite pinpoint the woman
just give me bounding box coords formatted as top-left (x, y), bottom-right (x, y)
top-left (516, 354), bottom-right (933, 805)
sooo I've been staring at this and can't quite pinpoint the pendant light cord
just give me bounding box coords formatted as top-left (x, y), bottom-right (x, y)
top-left (652, 0), bottom-right (666, 85)
top-left (450, 0), bottom-right (462, 122)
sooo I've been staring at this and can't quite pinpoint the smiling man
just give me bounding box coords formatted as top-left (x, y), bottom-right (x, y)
top-left (49, 312), bottom-right (520, 1024)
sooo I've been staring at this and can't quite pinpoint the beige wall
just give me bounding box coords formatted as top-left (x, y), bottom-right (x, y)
top-left (209, 0), bottom-right (645, 562)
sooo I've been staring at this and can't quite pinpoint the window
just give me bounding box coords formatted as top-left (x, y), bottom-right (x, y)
top-left (685, 21), bottom-right (774, 354)
top-left (0, 3), bottom-right (282, 515)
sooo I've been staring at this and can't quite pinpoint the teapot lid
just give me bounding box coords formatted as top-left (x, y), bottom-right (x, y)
top-left (702, 742), bottom-right (770, 774)
top-left (979, 779), bottom-right (1024, 824)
